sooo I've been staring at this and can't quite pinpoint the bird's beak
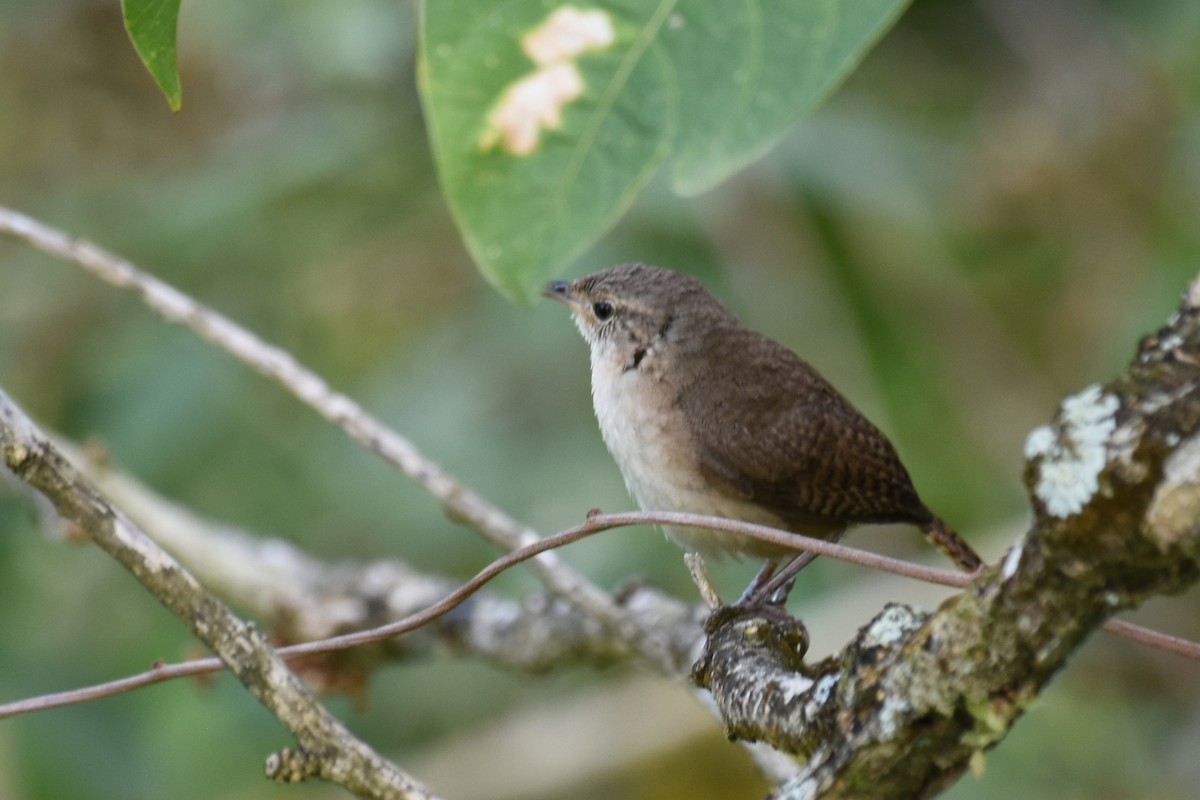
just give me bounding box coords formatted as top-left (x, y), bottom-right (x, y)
top-left (542, 280), bottom-right (579, 309)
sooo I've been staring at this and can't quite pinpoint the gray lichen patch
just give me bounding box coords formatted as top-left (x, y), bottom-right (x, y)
top-left (862, 604), bottom-right (924, 648)
top-left (1024, 384), bottom-right (1121, 518)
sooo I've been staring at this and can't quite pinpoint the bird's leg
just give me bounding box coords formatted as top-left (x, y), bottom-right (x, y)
top-left (750, 550), bottom-right (819, 607)
top-left (736, 559), bottom-right (779, 605)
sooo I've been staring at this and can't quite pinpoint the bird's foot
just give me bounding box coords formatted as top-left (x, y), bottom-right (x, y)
top-left (697, 601), bottom-right (811, 668)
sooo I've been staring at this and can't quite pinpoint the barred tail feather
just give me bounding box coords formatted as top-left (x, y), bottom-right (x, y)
top-left (920, 514), bottom-right (983, 572)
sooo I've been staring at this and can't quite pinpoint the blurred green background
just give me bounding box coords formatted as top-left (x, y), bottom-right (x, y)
top-left (1, 1), bottom-right (1199, 798)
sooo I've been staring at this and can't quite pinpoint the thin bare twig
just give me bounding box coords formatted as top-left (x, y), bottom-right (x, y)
top-left (0, 516), bottom-right (614, 720)
top-left (2, 507), bottom-right (1195, 723)
top-left (0, 205), bottom-right (779, 782)
top-left (623, 513), bottom-right (1198, 660)
top-left (685, 552), bottom-right (721, 608)
top-left (5, 206), bottom-right (1197, 798)
top-left (0, 205), bottom-right (628, 638)
top-left (700, 276), bottom-right (1200, 799)
top-left (8, 207), bottom-right (1188, 677)
top-left (57, 431), bottom-right (1199, 666)
top-left (0, 387), bottom-right (436, 799)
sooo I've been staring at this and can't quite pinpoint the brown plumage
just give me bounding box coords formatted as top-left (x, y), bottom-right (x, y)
top-left (546, 263), bottom-right (981, 601)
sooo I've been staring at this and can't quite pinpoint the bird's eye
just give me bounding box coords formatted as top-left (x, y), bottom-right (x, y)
top-left (592, 301), bottom-right (614, 321)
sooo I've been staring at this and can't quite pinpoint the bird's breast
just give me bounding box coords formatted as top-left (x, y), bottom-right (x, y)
top-left (590, 355), bottom-right (695, 502)
top-left (589, 354), bottom-right (797, 560)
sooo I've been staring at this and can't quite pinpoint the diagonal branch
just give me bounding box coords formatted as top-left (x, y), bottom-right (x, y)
top-left (0, 388), bottom-right (436, 799)
top-left (4, 428), bottom-right (1190, 724)
top-left (0, 204), bottom-right (789, 781)
top-left (692, 274), bottom-right (1200, 799)
top-left (0, 205), bottom-right (630, 642)
top-left (44, 435), bottom-right (650, 674)
top-left (6, 206), bottom-right (1197, 796)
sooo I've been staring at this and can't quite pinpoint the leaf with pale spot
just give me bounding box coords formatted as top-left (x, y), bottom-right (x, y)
top-left (419, 0), bottom-right (911, 300)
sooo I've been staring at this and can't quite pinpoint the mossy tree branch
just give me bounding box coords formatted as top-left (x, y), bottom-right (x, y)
top-left (693, 275), bottom-right (1200, 800)
top-left (0, 390), bottom-right (437, 800)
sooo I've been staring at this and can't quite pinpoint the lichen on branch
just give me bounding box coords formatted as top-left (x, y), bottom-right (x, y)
top-left (693, 274), bottom-right (1200, 800)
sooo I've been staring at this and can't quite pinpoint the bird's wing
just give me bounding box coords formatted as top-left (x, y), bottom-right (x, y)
top-left (676, 329), bottom-right (929, 528)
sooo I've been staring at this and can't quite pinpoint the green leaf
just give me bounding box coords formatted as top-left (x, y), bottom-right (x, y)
top-left (122, 0), bottom-right (183, 111)
top-left (665, 0), bottom-right (910, 195)
top-left (420, 2), bottom-right (675, 300)
top-left (420, 0), bottom-right (911, 301)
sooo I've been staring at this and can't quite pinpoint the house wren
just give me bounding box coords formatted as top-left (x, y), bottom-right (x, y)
top-left (544, 263), bottom-right (981, 604)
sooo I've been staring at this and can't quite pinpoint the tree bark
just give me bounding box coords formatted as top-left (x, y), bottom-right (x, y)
top-left (693, 275), bottom-right (1200, 799)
